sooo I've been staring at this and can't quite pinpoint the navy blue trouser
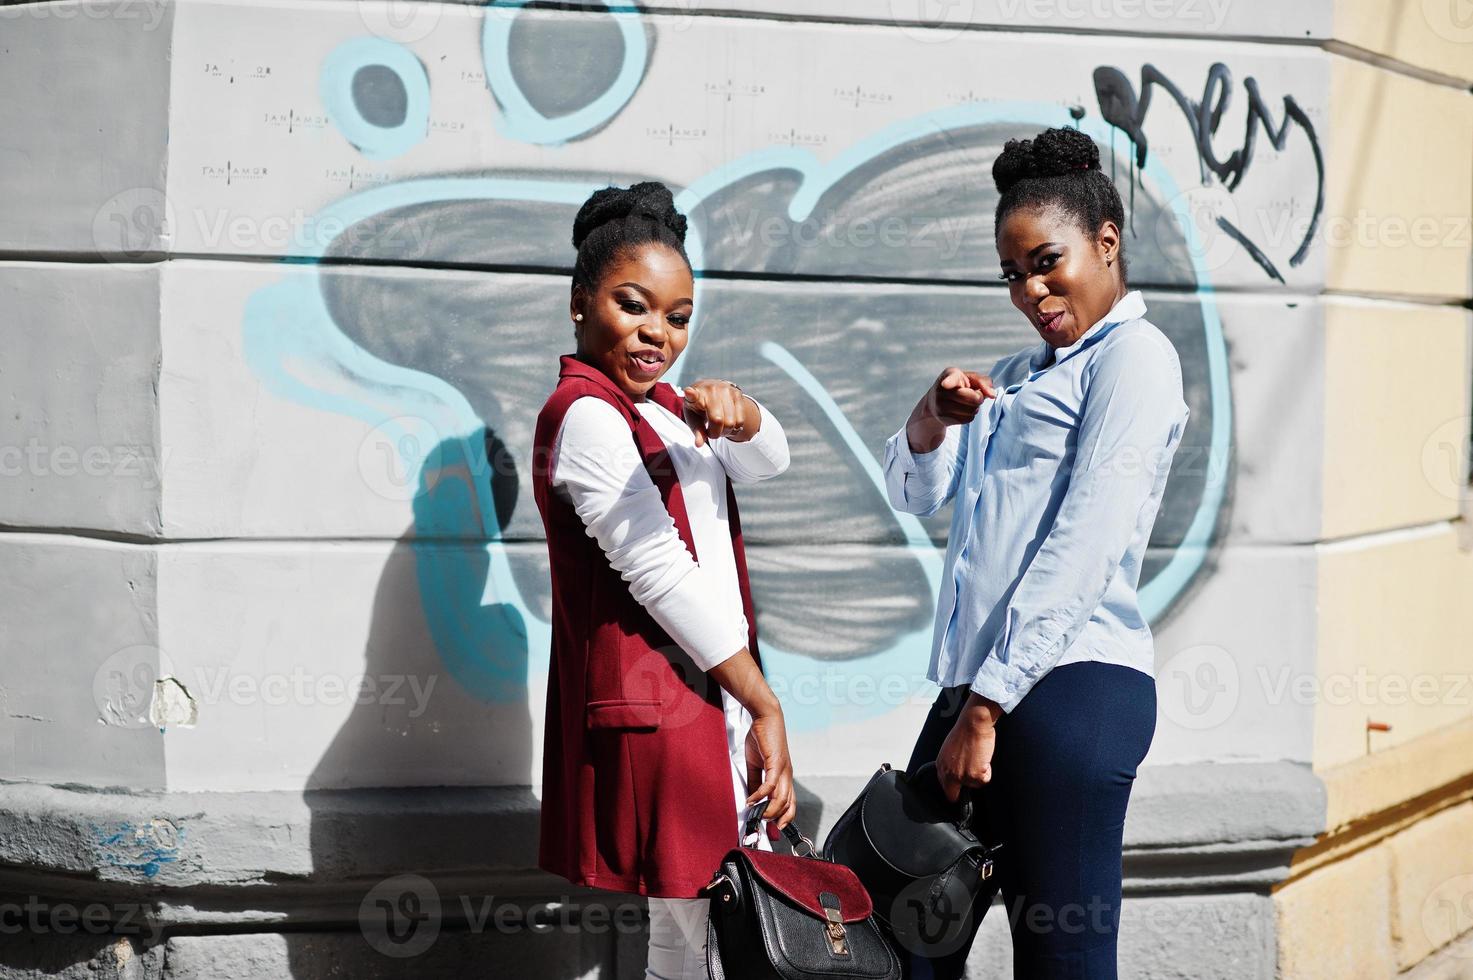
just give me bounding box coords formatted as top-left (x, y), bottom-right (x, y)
top-left (902, 662), bottom-right (1157, 980)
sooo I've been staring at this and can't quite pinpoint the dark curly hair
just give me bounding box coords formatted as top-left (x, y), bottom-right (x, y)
top-left (571, 180), bottom-right (691, 294)
top-left (993, 127), bottom-right (1128, 282)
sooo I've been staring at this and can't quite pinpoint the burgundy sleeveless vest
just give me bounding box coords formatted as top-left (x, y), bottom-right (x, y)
top-left (531, 354), bottom-right (764, 898)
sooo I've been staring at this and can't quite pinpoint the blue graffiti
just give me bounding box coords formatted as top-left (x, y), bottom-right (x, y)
top-left (320, 37), bottom-right (430, 160)
top-left (481, 0), bottom-right (648, 145)
top-left (92, 821), bottom-right (182, 878)
top-left (263, 17), bottom-right (1231, 731)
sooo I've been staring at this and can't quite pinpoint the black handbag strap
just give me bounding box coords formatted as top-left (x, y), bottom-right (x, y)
top-left (780, 820), bottom-right (818, 856)
top-left (910, 761), bottom-right (976, 827)
top-left (926, 848), bottom-right (979, 917)
top-left (742, 805), bottom-right (820, 857)
top-left (923, 837), bottom-right (1005, 920)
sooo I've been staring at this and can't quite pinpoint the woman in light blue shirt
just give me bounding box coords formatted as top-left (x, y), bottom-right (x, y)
top-left (883, 127), bottom-right (1189, 979)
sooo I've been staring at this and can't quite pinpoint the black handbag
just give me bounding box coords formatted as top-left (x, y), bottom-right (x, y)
top-left (820, 761), bottom-right (1005, 957)
top-left (701, 821), bottom-right (902, 980)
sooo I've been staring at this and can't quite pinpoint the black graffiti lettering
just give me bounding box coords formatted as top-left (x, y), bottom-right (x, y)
top-left (1215, 217), bottom-right (1284, 283)
top-left (1093, 62), bottom-right (1324, 280)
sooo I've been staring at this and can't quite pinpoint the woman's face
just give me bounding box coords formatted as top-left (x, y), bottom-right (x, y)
top-left (996, 204), bottom-right (1124, 349)
top-left (571, 242), bottom-right (694, 400)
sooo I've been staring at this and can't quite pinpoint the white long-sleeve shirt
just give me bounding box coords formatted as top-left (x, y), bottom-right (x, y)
top-left (551, 390), bottom-right (790, 671)
top-left (551, 388), bottom-right (790, 843)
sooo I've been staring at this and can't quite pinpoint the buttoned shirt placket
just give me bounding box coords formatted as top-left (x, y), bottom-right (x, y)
top-left (934, 313), bottom-right (1124, 688)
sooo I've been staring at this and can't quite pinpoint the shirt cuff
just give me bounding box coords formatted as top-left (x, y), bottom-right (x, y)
top-left (886, 425), bottom-right (953, 481)
top-left (969, 655), bottom-right (1030, 715)
top-left (739, 398), bottom-right (778, 452)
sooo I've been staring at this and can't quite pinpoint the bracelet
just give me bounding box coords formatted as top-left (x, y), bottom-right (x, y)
top-left (726, 381), bottom-right (755, 409)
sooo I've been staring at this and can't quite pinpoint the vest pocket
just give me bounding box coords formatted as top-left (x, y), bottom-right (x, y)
top-left (585, 698), bottom-right (663, 731)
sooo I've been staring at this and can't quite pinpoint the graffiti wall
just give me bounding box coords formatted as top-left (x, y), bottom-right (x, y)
top-left (7, 2), bottom-right (1473, 977)
top-left (2, 0), bottom-right (1343, 795)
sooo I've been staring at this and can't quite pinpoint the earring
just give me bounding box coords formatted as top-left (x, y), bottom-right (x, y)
top-left (574, 313), bottom-right (584, 322)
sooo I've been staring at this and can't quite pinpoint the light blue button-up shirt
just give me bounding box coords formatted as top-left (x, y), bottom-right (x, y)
top-left (883, 290), bottom-right (1189, 713)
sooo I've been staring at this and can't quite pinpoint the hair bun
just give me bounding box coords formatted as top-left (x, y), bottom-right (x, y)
top-left (571, 180), bottom-right (688, 250)
top-left (992, 127), bottom-right (1102, 195)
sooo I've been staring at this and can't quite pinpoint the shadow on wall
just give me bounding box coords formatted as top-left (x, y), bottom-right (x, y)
top-left (284, 429), bottom-right (824, 974)
top-left (290, 428), bottom-right (539, 972)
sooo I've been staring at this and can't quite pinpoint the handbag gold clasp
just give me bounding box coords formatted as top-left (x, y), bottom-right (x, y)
top-left (824, 907), bottom-right (849, 956)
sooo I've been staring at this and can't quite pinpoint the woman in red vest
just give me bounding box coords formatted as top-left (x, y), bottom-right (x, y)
top-left (531, 181), bottom-right (796, 979)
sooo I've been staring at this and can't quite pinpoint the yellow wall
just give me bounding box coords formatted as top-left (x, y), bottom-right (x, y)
top-left (1277, 798), bottom-right (1473, 977)
top-left (1316, 525), bottom-right (1473, 770)
top-left (1316, 3), bottom-right (1473, 781)
top-left (1325, 55), bottom-right (1473, 301)
top-left (1333, 0), bottom-right (1473, 84)
top-left (1320, 300), bottom-right (1469, 540)
top-left (1281, 8), bottom-right (1473, 975)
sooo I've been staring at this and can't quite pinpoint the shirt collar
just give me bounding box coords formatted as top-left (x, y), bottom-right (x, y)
top-left (1029, 290), bottom-right (1147, 371)
top-left (557, 353), bottom-right (682, 420)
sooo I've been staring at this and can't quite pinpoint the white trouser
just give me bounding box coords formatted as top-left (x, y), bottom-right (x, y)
top-left (645, 895), bottom-right (710, 980)
top-left (644, 689), bottom-right (773, 980)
